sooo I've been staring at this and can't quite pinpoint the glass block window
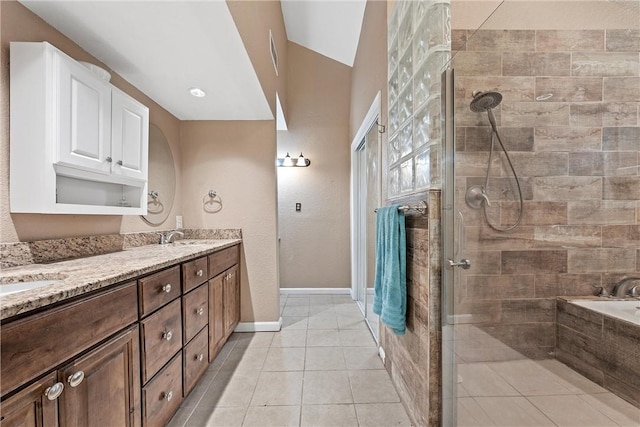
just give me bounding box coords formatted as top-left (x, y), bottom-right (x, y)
top-left (388, 0), bottom-right (450, 197)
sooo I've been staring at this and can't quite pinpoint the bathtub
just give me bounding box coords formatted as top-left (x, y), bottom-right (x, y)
top-left (571, 299), bottom-right (640, 325)
top-left (556, 298), bottom-right (640, 408)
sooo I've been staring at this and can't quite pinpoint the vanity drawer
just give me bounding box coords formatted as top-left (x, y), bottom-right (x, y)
top-left (139, 266), bottom-right (181, 317)
top-left (142, 352), bottom-right (183, 427)
top-left (183, 326), bottom-right (208, 396)
top-left (1, 281), bottom-right (137, 396)
top-left (208, 245), bottom-right (239, 278)
top-left (140, 299), bottom-right (182, 384)
top-left (182, 283), bottom-right (208, 344)
top-left (182, 256), bottom-right (208, 292)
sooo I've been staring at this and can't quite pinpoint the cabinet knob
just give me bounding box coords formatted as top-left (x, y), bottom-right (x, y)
top-left (162, 283), bottom-right (172, 293)
top-left (44, 382), bottom-right (64, 400)
top-left (116, 160), bottom-right (123, 166)
top-left (197, 307), bottom-right (204, 316)
top-left (195, 353), bottom-right (204, 362)
top-left (162, 330), bottom-right (173, 341)
top-left (105, 156), bottom-right (113, 163)
top-left (162, 390), bottom-right (173, 402)
top-left (67, 370), bottom-right (85, 387)
top-left (196, 269), bottom-right (204, 277)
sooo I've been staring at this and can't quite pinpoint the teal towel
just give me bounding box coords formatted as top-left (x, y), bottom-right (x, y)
top-left (372, 205), bottom-right (407, 335)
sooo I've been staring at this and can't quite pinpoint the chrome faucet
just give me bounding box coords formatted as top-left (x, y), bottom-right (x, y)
top-left (160, 230), bottom-right (184, 245)
top-left (611, 277), bottom-right (640, 298)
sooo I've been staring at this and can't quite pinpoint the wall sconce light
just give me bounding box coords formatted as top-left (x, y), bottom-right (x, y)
top-left (277, 152), bottom-right (311, 167)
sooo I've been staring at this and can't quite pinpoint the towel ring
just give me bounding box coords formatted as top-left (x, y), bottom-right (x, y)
top-left (203, 190), bottom-right (222, 213)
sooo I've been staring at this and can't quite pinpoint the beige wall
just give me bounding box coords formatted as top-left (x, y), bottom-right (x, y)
top-left (277, 42), bottom-right (352, 288)
top-left (227, 0), bottom-right (288, 121)
top-left (350, 0), bottom-right (388, 143)
top-left (180, 121), bottom-right (279, 323)
top-left (0, 1), bottom-right (183, 243)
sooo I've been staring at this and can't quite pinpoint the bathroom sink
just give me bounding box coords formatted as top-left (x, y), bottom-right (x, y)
top-left (170, 240), bottom-right (213, 246)
top-left (0, 280), bottom-right (58, 297)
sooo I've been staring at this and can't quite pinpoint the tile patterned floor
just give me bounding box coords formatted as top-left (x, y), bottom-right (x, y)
top-left (168, 293), bottom-right (412, 427)
top-left (168, 294), bottom-right (640, 426)
top-left (455, 329), bottom-right (640, 427)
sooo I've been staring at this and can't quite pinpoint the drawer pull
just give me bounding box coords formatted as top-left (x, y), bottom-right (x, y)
top-left (44, 382), bottom-right (64, 400)
top-left (67, 370), bottom-right (85, 387)
top-left (161, 284), bottom-right (172, 293)
top-left (197, 307), bottom-right (204, 316)
top-left (195, 353), bottom-right (204, 362)
top-left (162, 330), bottom-right (173, 341)
top-left (162, 390), bottom-right (173, 402)
top-left (196, 269), bottom-right (204, 277)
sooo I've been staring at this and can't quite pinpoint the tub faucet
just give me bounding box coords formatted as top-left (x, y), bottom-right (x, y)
top-left (611, 277), bottom-right (640, 298)
top-left (160, 231), bottom-right (184, 245)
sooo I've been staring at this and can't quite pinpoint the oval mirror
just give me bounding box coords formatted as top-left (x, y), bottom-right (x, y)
top-left (141, 124), bottom-right (176, 226)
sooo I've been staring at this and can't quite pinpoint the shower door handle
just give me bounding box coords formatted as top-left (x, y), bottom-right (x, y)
top-left (448, 259), bottom-right (471, 270)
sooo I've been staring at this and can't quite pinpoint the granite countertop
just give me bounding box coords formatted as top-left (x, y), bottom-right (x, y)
top-left (0, 239), bottom-right (241, 320)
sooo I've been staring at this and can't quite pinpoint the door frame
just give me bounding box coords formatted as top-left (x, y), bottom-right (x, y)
top-left (350, 91), bottom-right (381, 301)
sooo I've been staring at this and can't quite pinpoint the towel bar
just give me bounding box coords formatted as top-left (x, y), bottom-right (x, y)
top-left (374, 200), bottom-right (428, 215)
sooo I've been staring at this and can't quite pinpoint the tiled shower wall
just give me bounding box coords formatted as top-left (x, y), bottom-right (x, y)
top-left (452, 28), bottom-right (640, 359)
top-left (379, 191), bottom-right (442, 427)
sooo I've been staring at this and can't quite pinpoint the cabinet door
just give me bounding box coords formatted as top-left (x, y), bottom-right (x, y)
top-left (223, 266), bottom-right (239, 339)
top-left (0, 372), bottom-right (59, 427)
top-left (55, 52), bottom-right (112, 174)
top-left (208, 276), bottom-right (224, 362)
top-left (111, 89), bottom-right (148, 181)
top-left (231, 266), bottom-right (240, 331)
top-left (58, 326), bottom-right (141, 427)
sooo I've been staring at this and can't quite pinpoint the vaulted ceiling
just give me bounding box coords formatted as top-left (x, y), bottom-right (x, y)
top-left (20, 0), bottom-right (367, 121)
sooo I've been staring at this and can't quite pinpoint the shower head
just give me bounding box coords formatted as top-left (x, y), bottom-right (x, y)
top-left (470, 91), bottom-right (503, 112)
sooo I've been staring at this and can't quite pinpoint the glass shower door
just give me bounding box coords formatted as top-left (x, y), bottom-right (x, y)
top-left (354, 121), bottom-right (381, 341)
top-left (442, 2), bottom-right (640, 425)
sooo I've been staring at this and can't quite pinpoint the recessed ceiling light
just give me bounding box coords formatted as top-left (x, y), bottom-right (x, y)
top-left (189, 87), bottom-right (206, 98)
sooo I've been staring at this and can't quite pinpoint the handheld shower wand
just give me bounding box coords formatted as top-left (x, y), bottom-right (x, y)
top-left (466, 91), bottom-right (524, 232)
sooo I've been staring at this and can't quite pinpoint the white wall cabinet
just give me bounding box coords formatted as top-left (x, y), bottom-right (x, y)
top-left (10, 41), bottom-right (149, 215)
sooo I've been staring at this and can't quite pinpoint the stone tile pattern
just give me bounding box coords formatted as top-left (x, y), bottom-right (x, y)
top-left (556, 299), bottom-right (640, 408)
top-left (379, 190), bottom-right (442, 426)
top-left (452, 28), bottom-right (640, 358)
top-left (1, 229), bottom-right (242, 267)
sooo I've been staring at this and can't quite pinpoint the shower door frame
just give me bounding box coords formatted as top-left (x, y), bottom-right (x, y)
top-left (350, 91), bottom-right (382, 342)
top-left (441, 67), bottom-right (458, 427)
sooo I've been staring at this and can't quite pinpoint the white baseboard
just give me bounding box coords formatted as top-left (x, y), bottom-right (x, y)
top-left (280, 287), bottom-right (352, 295)
top-left (234, 318), bottom-right (283, 332)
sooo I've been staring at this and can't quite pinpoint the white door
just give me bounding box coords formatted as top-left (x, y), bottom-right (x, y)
top-left (55, 52), bottom-right (112, 174)
top-left (111, 88), bottom-right (149, 181)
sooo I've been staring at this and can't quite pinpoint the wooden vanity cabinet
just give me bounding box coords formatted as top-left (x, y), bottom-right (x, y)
top-left (1, 281), bottom-right (138, 396)
top-left (0, 243), bottom-right (241, 427)
top-left (0, 286), bottom-right (140, 427)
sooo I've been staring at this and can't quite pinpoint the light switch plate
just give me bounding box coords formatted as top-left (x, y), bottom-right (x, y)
top-left (176, 215), bottom-right (183, 228)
